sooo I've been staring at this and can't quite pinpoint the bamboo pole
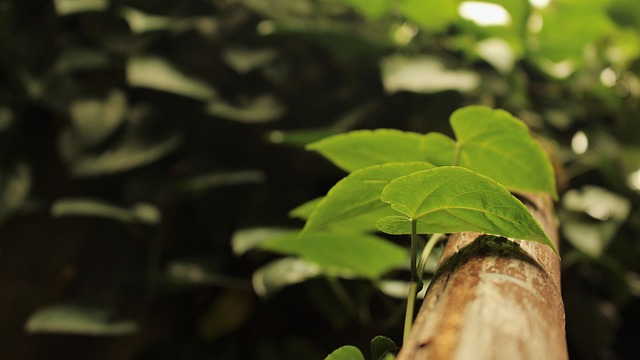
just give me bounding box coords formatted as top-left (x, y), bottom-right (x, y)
top-left (397, 194), bottom-right (568, 360)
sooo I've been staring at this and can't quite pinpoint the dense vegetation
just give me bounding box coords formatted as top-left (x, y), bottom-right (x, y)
top-left (1, 0), bottom-right (640, 359)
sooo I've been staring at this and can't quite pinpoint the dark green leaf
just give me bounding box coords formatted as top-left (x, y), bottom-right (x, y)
top-left (371, 335), bottom-right (399, 360)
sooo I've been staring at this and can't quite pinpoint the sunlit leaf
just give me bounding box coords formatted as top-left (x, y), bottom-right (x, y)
top-left (535, 3), bottom-right (615, 63)
top-left (307, 129), bottom-right (424, 172)
top-left (260, 232), bottom-right (408, 279)
top-left (222, 47), bottom-right (278, 74)
top-left (205, 94), bottom-right (285, 123)
top-left (324, 345), bottom-right (365, 360)
top-left (232, 227), bottom-right (294, 256)
top-left (51, 198), bottom-right (161, 225)
top-left (53, 0), bottom-right (108, 15)
top-left (126, 56), bottom-right (217, 100)
top-left (120, 6), bottom-right (174, 33)
top-left (25, 303), bottom-right (138, 336)
top-left (69, 89), bottom-right (127, 148)
top-left (399, 0), bottom-right (459, 32)
top-left (252, 257), bottom-right (322, 297)
top-left (302, 162), bottom-right (434, 236)
top-left (381, 55), bottom-right (480, 94)
top-left (0, 162), bottom-right (31, 224)
top-left (560, 186), bottom-right (630, 257)
top-left (67, 133), bottom-right (183, 177)
top-left (377, 166), bottom-right (556, 253)
top-left (421, 106), bottom-right (557, 198)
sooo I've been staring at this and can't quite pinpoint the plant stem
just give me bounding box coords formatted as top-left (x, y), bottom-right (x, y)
top-left (404, 219), bottom-right (422, 344)
top-left (403, 231), bottom-right (445, 345)
top-left (452, 143), bottom-right (461, 166)
top-left (417, 233), bottom-right (445, 277)
top-left (403, 279), bottom-right (419, 344)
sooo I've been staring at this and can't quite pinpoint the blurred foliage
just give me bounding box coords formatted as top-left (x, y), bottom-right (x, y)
top-left (1, 0), bottom-right (640, 359)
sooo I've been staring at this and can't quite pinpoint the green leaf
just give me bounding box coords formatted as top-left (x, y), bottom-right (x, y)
top-left (377, 166), bottom-right (557, 253)
top-left (69, 89), bottom-right (127, 148)
top-left (371, 335), bottom-right (399, 360)
top-left (381, 55), bottom-right (480, 94)
top-left (53, 0), bottom-right (108, 15)
top-left (25, 303), bottom-right (138, 336)
top-left (126, 56), bottom-right (217, 100)
top-left (324, 346), bottom-right (365, 360)
top-left (0, 162), bottom-right (31, 224)
top-left (301, 162), bottom-right (434, 236)
top-left (421, 106), bottom-right (557, 198)
top-left (51, 198), bottom-right (161, 225)
top-left (205, 94), bottom-right (284, 123)
top-left (260, 232), bottom-right (408, 279)
top-left (307, 129), bottom-right (425, 172)
top-left (419, 133), bottom-right (456, 166)
top-left (398, 0), bottom-right (459, 32)
top-left (231, 227), bottom-right (294, 256)
top-left (252, 257), bottom-right (322, 297)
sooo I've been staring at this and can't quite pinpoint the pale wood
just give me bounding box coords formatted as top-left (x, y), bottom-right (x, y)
top-left (397, 194), bottom-right (568, 360)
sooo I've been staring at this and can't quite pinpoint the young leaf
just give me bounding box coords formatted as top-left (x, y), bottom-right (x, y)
top-left (260, 232), bottom-right (408, 279)
top-left (301, 162), bottom-right (434, 236)
top-left (307, 129), bottom-right (425, 172)
top-left (324, 346), bottom-right (365, 360)
top-left (376, 166), bottom-right (557, 254)
top-left (371, 335), bottom-right (399, 360)
top-left (420, 106), bottom-right (557, 198)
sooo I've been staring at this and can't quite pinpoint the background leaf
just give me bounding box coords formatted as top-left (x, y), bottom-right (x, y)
top-left (25, 303), bottom-right (138, 336)
top-left (302, 162), bottom-right (433, 235)
top-left (307, 129), bottom-right (424, 172)
top-left (251, 257), bottom-right (322, 298)
top-left (377, 166), bottom-right (556, 253)
top-left (260, 232), bottom-right (408, 279)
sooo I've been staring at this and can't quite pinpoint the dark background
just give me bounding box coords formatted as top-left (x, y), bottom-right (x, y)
top-left (1, 0), bottom-right (640, 359)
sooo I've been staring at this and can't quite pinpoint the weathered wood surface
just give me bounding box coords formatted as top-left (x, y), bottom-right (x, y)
top-left (397, 194), bottom-right (568, 360)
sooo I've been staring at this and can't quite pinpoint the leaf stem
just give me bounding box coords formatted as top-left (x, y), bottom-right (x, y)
top-left (403, 231), bottom-right (445, 345)
top-left (452, 143), bottom-right (461, 166)
top-left (403, 279), bottom-right (419, 345)
top-left (404, 219), bottom-right (422, 344)
top-left (417, 233), bottom-right (445, 277)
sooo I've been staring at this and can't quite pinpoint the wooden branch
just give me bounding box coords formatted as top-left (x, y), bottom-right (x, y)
top-left (397, 194), bottom-right (568, 360)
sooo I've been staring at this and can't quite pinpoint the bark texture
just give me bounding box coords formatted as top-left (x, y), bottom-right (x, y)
top-left (397, 194), bottom-right (568, 360)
